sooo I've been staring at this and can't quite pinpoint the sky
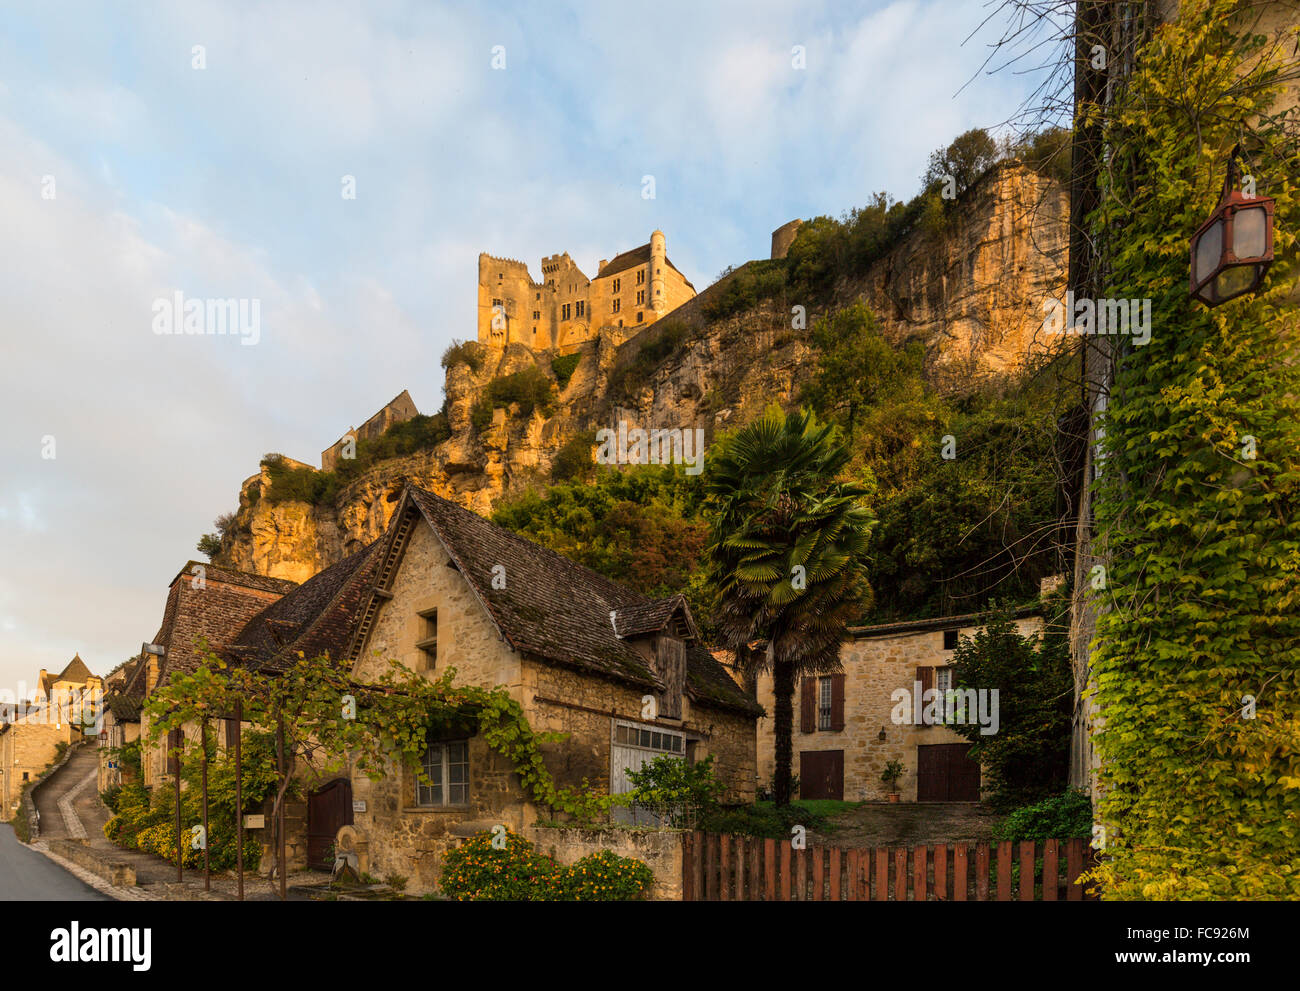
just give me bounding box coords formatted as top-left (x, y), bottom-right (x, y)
top-left (0, 0), bottom-right (1054, 689)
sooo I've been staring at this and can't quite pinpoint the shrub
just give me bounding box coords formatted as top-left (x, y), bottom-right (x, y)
top-left (557, 850), bottom-right (654, 901)
top-left (624, 754), bottom-right (724, 828)
top-left (441, 339), bottom-right (484, 374)
top-left (993, 789), bottom-right (1093, 842)
top-left (550, 352), bottom-right (582, 389)
top-left (438, 830), bottom-right (654, 901)
top-left (550, 430), bottom-right (597, 482)
top-left (702, 260), bottom-right (787, 321)
top-left (438, 830), bottom-right (562, 901)
top-left (196, 533), bottom-right (222, 559)
top-left (471, 366), bottom-right (557, 433)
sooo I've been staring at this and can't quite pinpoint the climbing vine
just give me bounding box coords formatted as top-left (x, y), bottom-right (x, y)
top-left (1084, 1), bottom-right (1300, 899)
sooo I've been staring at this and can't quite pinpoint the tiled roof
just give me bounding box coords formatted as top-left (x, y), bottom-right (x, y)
top-left (612, 595), bottom-right (699, 640)
top-left (227, 541), bottom-right (385, 672)
top-left (147, 563), bottom-right (300, 688)
top-left (400, 486), bottom-right (758, 716)
top-left (168, 561), bottom-right (299, 596)
top-left (597, 243), bottom-right (694, 288)
top-left (105, 693), bottom-right (142, 722)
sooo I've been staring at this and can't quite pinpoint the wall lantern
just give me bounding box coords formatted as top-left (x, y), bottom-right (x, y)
top-left (1190, 149), bottom-right (1275, 307)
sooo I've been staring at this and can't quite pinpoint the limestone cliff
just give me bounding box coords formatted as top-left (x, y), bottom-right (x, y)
top-left (215, 160), bottom-right (1068, 583)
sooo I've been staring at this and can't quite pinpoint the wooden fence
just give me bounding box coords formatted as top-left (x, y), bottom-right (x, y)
top-left (681, 833), bottom-right (1096, 901)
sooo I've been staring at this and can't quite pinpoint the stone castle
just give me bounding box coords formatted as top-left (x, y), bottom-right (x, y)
top-left (477, 230), bottom-right (697, 352)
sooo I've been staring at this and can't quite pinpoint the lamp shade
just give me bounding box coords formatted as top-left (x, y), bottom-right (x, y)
top-left (1190, 189), bottom-right (1275, 306)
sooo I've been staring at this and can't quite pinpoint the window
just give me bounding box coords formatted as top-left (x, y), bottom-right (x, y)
top-left (636, 269), bottom-right (645, 284)
top-left (416, 608), bottom-right (437, 669)
top-left (613, 278), bottom-right (621, 293)
top-left (802, 674), bottom-right (844, 732)
top-left (417, 739), bottom-right (469, 806)
top-left (617, 319), bottom-right (623, 327)
top-left (491, 298), bottom-right (503, 308)
top-left (637, 311), bottom-right (644, 323)
top-left (22, 772), bottom-right (29, 782)
top-left (636, 290), bottom-right (645, 305)
top-left (562, 303), bottom-right (571, 320)
top-left (536, 292), bottom-right (541, 300)
top-left (576, 300), bottom-right (585, 317)
top-left (943, 629), bottom-right (958, 650)
top-left (533, 310), bottom-right (540, 320)
top-left (614, 721), bottom-right (684, 754)
top-left (612, 299), bottom-right (621, 313)
top-left (818, 676), bottom-right (833, 730)
top-left (936, 666), bottom-right (953, 693)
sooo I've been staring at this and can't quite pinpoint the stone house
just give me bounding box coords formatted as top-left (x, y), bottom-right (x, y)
top-left (755, 608), bottom-right (1044, 804)
top-left (119, 561), bottom-right (297, 792)
top-left (275, 483), bottom-right (758, 895)
top-left (320, 389), bottom-right (419, 471)
top-left (0, 654), bottom-right (103, 821)
top-left (97, 659), bottom-right (144, 791)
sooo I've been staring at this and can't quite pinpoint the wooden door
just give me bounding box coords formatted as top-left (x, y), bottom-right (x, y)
top-left (917, 744), bottom-right (981, 802)
top-left (799, 750), bottom-right (844, 800)
top-left (307, 778), bottom-right (353, 870)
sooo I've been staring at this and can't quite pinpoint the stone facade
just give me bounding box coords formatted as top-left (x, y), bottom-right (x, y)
top-left (477, 230), bottom-right (696, 352)
top-left (0, 656), bottom-right (103, 821)
top-left (755, 613), bottom-right (1042, 803)
top-left (346, 515), bottom-right (756, 896)
top-left (321, 389), bottom-right (419, 471)
top-left (528, 824), bottom-right (683, 900)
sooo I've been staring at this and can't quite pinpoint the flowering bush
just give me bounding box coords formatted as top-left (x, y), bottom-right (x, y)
top-left (439, 830), bottom-right (654, 901)
top-left (558, 849), bottom-right (655, 901)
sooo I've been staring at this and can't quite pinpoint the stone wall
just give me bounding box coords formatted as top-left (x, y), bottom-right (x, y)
top-left (528, 824), bottom-right (683, 901)
top-left (755, 615), bottom-right (1042, 802)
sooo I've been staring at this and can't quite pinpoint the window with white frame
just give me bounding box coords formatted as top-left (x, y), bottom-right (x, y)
top-left (818, 676), bottom-right (834, 730)
top-left (417, 739), bottom-right (468, 807)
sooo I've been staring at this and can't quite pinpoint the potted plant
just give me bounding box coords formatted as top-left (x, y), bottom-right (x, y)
top-left (881, 760), bottom-right (904, 802)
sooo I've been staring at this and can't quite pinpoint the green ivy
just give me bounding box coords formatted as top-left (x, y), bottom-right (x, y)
top-left (1085, 1), bottom-right (1300, 899)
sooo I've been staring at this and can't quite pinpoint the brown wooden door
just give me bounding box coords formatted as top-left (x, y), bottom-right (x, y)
top-left (917, 743), bottom-right (981, 801)
top-left (307, 778), bottom-right (353, 869)
top-left (799, 750), bottom-right (844, 800)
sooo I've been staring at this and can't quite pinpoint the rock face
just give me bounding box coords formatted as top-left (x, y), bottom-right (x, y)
top-left (216, 161), bottom-right (1068, 583)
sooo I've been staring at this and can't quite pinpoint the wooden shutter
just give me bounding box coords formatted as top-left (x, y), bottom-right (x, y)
top-left (916, 667), bottom-right (934, 725)
top-left (830, 674), bottom-right (846, 731)
top-left (800, 678), bottom-right (816, 733)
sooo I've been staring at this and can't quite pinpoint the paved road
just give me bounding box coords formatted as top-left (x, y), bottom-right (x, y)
top-left (0, 824), bottom-right (112, 900)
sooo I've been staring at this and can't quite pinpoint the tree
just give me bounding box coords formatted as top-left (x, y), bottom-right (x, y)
top-left (704, 407), bottom-right (873, 806)
top-left (947, 604), bottom-right (1072, 810)
top-left (923, 127), bottom-right (999, 199)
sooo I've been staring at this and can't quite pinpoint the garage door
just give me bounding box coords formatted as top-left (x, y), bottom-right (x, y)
top-left (610, 719), bottom-right (686, 825)
top-left (917, 743), bottom-right (981, 801)
top-left (799, 750), bottom-right (844, 800)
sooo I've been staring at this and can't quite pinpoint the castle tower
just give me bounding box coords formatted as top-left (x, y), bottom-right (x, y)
top-left (649, 229), bottom-right (666, 313)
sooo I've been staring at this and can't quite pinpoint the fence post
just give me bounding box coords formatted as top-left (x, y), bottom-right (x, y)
top-left (779, 840), bottom-right (791, 901)
top-left (953, 844), bottom-right (968, 901)
top-left (811, 846), bottom-right (824, 901)
top-left (830, 848), bottom-right (842, 901)
top-left (975, 842), bottom-right (989, 901)
top-left (875, 846), bottom-right (888, 901)
top-left (1019, 840), bottom-right (1036, 901)
top-left (894, 847), bottom-right (908, 901)
top-left (996, 840), bottom-right (1013, 901)
top-left (764, 838), bottom-right (776, 901)
top-left (914, 845), bottom-right (928, 902)
top-left (1067, 838), bottom-right (1084, 901)
top-left (934, 843), bottom-right (948, 901)
top-left (1043, 839), bottom-right (1058, 902)
top-left (682, 832), bottom-right (695, 901)
top-left (719, 833), bottom-right (731, 901)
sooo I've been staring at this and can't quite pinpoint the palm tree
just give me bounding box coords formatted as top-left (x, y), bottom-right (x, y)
top-left (705, 407), bottom-right (873, 807)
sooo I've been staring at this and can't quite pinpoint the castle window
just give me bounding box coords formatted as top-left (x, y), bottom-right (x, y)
top-left (618, 319), bottom-right (623, 327)
top-left (576, 300), bottom-right (585, 317)
top-left (562, 303), bottom-right (571, 320)
top-left (636, 290), bottom-right (645, 305)
top-left (613, 278), bottom-right (621, 293)
top-left (536, 292), bottom-right (541, 300)
top-left (637, 311), bottom-right (644, 323)
top-left (498, 273), bottom-right (503, 280)
top-left (612, 299), bottom-right (621, 313)
top-left (636, 270), bottom-right (645, 285)
top-left (533, 311), bottom-right (540, 320)
top-left (656, 288), bottom-right (661, 295)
